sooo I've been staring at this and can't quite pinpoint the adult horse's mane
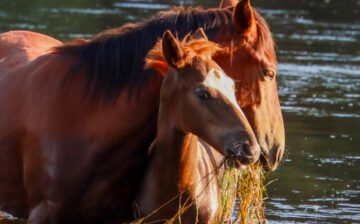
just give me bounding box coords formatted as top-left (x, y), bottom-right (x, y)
top-left (53, 6), bottom-right (274, 100)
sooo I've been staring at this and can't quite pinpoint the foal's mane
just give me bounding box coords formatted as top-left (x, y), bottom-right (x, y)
top-left (53, 6), bottom-right (274, 100)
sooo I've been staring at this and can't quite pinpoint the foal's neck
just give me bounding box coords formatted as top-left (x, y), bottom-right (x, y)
top-left (155, 126), bottom-right (199, 193)
top-left (138, 117), bottom-right (200, 216)
top-left (138, 109), bottom-right (221, 222)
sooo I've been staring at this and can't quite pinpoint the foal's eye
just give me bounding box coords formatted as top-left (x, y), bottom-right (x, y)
top-left (263, 69), bottom-right (275, 80)
top-left (195, 85), bottom-right (211, 100)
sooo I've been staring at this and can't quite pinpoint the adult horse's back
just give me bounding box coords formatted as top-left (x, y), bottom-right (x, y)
top-left (0, 30), bottom-right (62, 71)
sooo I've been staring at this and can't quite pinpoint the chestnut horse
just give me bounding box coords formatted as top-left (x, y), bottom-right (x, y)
top-left (0, 0), bottom-right (284, 222)
top-left (137, 30), bottom-right (260, 223)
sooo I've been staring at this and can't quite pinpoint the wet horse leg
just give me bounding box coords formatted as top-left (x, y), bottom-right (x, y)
top-left (21, 134), bottom-right (56, 224)
top-left (0, 137), bottom-right (28, 218)
top-left (27, 202), bottom-right (46, 224)
top-left (27, 201), bottom-right (60, 224)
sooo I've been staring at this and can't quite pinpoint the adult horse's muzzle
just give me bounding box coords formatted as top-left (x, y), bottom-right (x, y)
top-left (260, 144), bottom-right (284, 171)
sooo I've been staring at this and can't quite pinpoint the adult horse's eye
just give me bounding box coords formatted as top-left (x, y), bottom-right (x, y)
top-left (263, 69), bottom-right (275, 80)
top-left (195, 85), bottom-right (211, 100)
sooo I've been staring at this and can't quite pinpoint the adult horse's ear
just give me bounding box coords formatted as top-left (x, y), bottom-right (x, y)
top-left (162, 30), bottom-right (185, 69)
top-left (191, 28), bottom-right (208, 40)
top-left (233, 0), bottom-right (256, 36)
top-left (220, 0), bottom-right (238, 8)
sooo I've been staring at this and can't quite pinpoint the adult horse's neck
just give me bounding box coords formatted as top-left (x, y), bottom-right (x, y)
top-left (138, 108), bottom-right (221, 222)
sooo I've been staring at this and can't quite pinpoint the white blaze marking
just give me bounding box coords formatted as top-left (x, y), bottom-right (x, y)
top-left (203, 68), bottom-right (245, 116)
top-left (0, 57), bottom-right (6, 63)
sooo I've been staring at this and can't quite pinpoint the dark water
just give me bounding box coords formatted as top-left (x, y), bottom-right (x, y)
top-left (0, 0), bottom-right (359, 223)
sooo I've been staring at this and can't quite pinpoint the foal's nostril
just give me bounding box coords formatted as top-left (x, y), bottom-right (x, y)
top-left (243, 143), bottom-right (252, 156)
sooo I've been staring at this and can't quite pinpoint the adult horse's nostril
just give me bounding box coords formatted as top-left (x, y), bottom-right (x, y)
top-left (243, 143), bottom-right (252, 156)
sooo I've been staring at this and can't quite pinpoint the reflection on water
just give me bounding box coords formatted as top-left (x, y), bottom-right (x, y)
top-left (0, 0), bottom-right (359, 223)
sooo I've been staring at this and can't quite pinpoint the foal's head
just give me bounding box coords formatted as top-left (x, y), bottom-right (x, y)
top-left (146, 30), bottom-right (260, 165)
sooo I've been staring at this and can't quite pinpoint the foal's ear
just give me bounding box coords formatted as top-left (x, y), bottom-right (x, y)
top-left (233, 0), bottom-right (256, 36)
top-left (220, 0), bottom-right (238, 8)
top-left (162, 30), bottom-right (185, 69)
top-left (191, 28), bottom-right (208, 40)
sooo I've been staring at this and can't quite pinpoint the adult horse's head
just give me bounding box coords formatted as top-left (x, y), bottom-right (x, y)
top-left (146, 30), bottom-right (260, 166)
top-left (214, 0), bottom-right (285, 171)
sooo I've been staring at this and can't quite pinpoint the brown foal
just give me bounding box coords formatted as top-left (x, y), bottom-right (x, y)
top-left (137, 31), bottom-right (260, 223)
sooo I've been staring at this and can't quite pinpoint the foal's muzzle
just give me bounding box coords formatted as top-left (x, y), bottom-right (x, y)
top-left (225, 141), bottom-right (260, 165)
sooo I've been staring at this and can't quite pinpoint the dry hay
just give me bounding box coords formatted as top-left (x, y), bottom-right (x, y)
top-left (214, 161), bottom-right (267, 224)
top-left (130, 160), bottom-right (268, 224)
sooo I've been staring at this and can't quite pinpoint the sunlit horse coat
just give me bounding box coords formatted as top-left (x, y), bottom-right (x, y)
top-left (0, 0), bottom-right (284, 223)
